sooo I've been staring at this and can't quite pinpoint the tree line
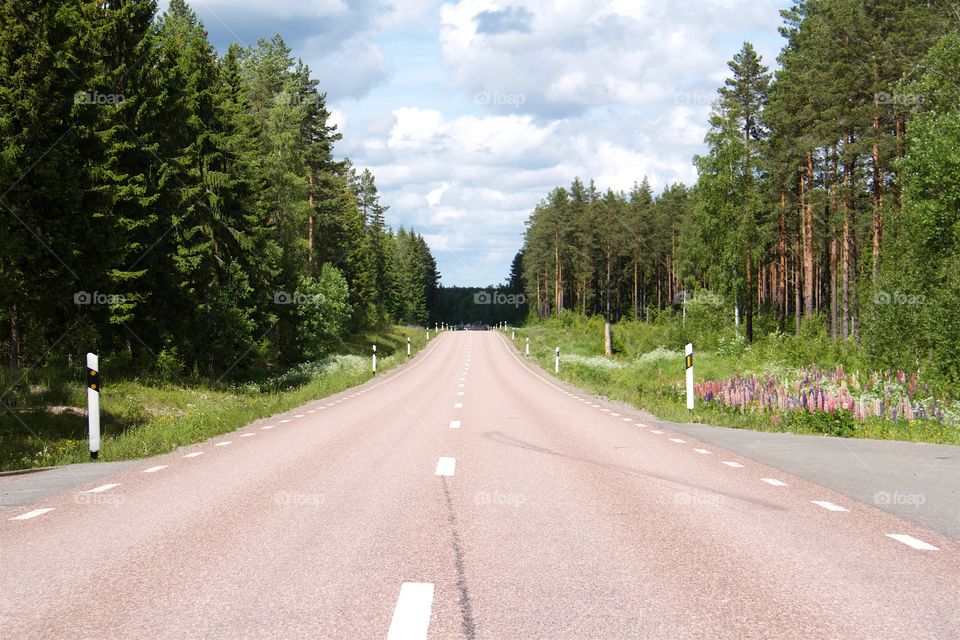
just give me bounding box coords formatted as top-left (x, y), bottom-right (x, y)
top-left (517, 0), bottom-right (959, 381)
top-left (0, 0), bottom-right (440, 378)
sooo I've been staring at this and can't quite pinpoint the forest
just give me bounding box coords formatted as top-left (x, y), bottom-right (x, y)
top-left (0, 0), bottom-right (441, 379)
top-left (517, 0), bottom-right (960, 384)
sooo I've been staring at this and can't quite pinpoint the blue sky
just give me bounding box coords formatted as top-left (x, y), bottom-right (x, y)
top-left (159, 0), bottom-right (788, 286)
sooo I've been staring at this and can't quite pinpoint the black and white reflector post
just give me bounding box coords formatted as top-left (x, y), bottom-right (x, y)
top-left (372, 344), bottom-right (377, 375)
top-left (525, 337), bottom-right (529, 356)
top-left (407, 336), bottom-right (411, 357)
top-left (555, 347), bottom-right (560, 373)
top-left (86, 352), bottom-right (100, 459)
top-left (685, 343), bottom-right (695, 410)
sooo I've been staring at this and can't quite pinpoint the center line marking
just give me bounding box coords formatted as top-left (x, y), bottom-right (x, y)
top-left (184, 451), bottom-right (204, 457)
top-left (669, 438), bottom-right (686, 443)
top-left (449, 420), bottom-right (461, 429)
top-left (214, 441), bottom-right (232, 447)
top-left (457, 391), bottom-right (464, 396)
top-left (279, 419), bottom-right (291, 423)
top-left (85, 483), bottom-right (119, 493)
top-left (261, 425), bottom-right (275, 430)
top-left (454, 402), bottom-right (463, 408)
top-left (651, 430), bottom-right (664, 434)
top-left (435, 457), bottom-right (456, 476)
top-left (294, 414), bottom-right (305, 418)
top-left (693, 448), bottom-right (712, 454)
top-left (10, 508), bottom-right (54, 521)
top-left (611, 413), bottom-right (620, 416)
top-left (761, 478), bottom-right (788, 486)
top-left (387, 582), bottom-right (434, 640)
top-left (885, 534), bottom-right (939, 550)
top-left (812, 500), bottom-right (848, 512)
top-left (721, 461), bottom-right (745, 468)
top-left (143, 465), bottom-right (168, 473)
top-left (240, 433), bottom-right (255, 437)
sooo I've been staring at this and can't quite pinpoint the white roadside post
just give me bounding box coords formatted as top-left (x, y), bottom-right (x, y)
top-left (426, 328), bottom-right (430, 340)
top-left (372, 344), bottom-right (377, 375)
top-left (86, 352), bottom-right (100, 460)
top-left (407, 336), bottom-right (411, 357)
top-left (511, 329), bottom-right (515, 340)
top-left (685, 343), bottom-right (695, 410)
top-left (525, 337), bottom-right (530, 356)
top-left (555, 347), bottom-right (560, 373)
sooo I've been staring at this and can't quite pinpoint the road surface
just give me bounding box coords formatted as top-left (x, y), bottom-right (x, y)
top-left (2, 331), bottom-right (958, 639)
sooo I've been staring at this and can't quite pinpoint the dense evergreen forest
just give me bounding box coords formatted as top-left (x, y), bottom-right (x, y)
top-left (0, 0), bottom-right (440, 377)
top-left (517, 0), bottom-right (960, 383)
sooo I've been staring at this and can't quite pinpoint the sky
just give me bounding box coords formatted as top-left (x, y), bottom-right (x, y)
top-left (158, 0), bottom-right (788, 287)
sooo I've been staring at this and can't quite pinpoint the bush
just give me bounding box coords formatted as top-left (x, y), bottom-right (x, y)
top-left (154, 347), bottom-right (185, 382)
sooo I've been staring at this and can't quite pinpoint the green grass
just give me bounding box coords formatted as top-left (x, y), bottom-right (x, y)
top-left (511, 314), bottom-right (959, 446)
top-left (0, 326), bottom-right (429, 471)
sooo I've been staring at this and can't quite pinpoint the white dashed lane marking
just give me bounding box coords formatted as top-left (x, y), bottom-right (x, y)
top-left (651, 430), bottom-right (664, 434)
top-left (885, 534), bottom-right (939, 550)
top-left (454, 402), bottom-right (463, 408)
top-left (387, 582), bottom-right (435, 640)
top-left (449, 420), bottom-right (461, 429)
top-left (693, 448), bottom-right (711, 454)
top-left (10, 508), bottom-right (54, 521)
top-left (669, 438), bottom-right (686, 443)
top-left (184, 451), bottom-right (204, 458)
top-left (85, 483), bottom-right (120, 493)
top-left (143, 465), bottom-right (168, 473)
top-left (761, 478), bottom-right (788, 486)
top-left (240, 433), bottom-right (255, 438)
top-left (812, 500), bottom-right (848, 512)
top-left (214, 441), bottom-right (232, 447)
top-left (721, 461), bottom-right (745, 468)
top-left (261, 425), bottom-right (275, 430)
top-left (435, 457), bottom-right (456, 477)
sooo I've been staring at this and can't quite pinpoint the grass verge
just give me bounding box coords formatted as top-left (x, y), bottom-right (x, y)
top-left (511, 316), bottom-right (959, 446)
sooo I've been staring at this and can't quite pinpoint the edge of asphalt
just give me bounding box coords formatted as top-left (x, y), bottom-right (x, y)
top-left (495, 331), bottom-right (960, 541)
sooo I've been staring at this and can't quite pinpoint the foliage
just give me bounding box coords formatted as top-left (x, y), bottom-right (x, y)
top-left (0, 1), bottom-right (441, 380)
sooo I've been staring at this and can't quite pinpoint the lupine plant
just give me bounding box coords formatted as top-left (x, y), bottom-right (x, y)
top-left (697, 366), bottom-right (957, 426)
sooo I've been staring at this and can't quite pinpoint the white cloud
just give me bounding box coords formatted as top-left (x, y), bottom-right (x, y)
top-left (187, 0), bottom-right (350, 19)
top-left (307, 37), bottom-right (393, 99)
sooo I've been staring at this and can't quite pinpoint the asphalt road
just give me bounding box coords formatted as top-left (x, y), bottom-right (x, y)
top-left (2, 331), bottom-right (958, 639)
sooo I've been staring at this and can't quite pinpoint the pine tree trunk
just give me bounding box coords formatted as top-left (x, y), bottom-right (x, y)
top-left (657, 262), bottom-right (662, 310)
top-left (795, 224), bottom-right (802, 335)
top-left (632, 260), bottom-right (638, 321)
top-left (554, 240), bottom-right (563, 315)
top-left (830, 237), bottom-right (838, 342)
top-left (871, 67), bottom-right (884, 286)
top-left (779, 194), bottom-right (787, 330)
top-left (804, 152), bottom-right (815, 316)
